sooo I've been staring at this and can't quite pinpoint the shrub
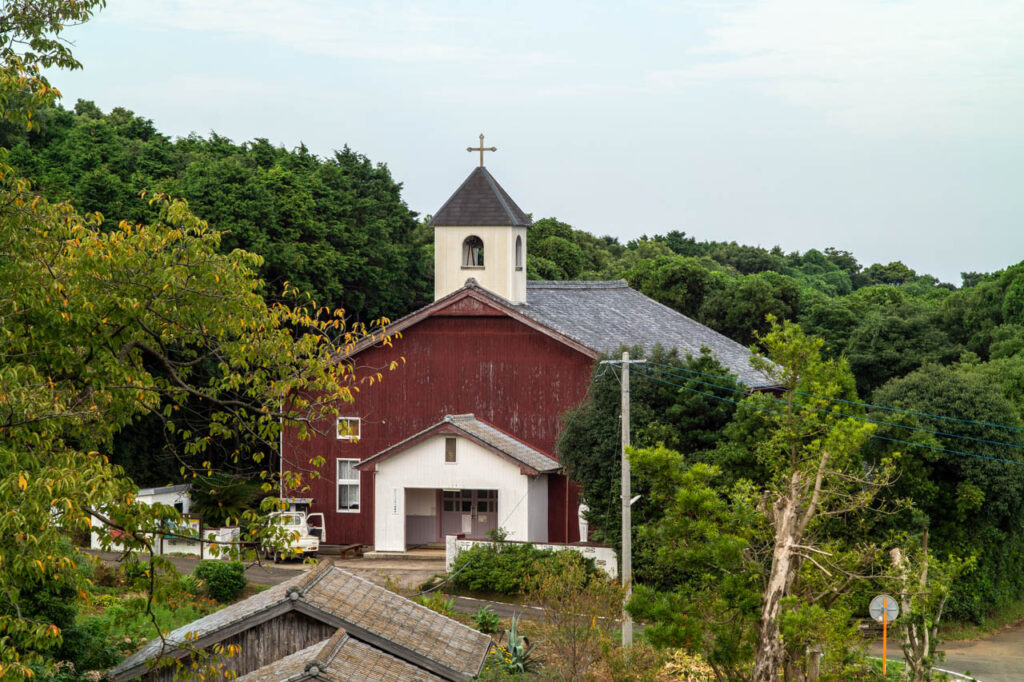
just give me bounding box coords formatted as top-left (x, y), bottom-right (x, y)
top-left (414, 592), bottom-right (456, 618)
top-left (193, 560), bottom-right (247, 603)
top-left (449, 542), bottom-right (599, 595)
top-left (528, 550), bottom-right (623, 681)
top-left (473, 605), bottom-right (502, 634)
top-left (91, 561), bottom-right (121, 588)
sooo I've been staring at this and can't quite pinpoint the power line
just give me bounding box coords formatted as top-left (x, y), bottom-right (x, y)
top-left (644, 360), bottom-right (1024, 434)
top-left (640, 363), bottom-right (1024, 453)
top-left (629, 367), bottom-right (1024, 468)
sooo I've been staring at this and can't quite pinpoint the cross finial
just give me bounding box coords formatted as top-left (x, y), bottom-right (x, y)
top-left (467, 133), bottom-right (497, 167)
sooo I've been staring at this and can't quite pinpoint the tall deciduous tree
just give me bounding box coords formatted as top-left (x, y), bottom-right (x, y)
top-left (0, 4), bottom-right (394, 677)
top-left (744, 320), bottom-right (884, 681)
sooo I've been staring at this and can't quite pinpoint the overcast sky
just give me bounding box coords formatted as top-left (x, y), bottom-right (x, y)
top-left (52, 0), bottom-right (1024, 285)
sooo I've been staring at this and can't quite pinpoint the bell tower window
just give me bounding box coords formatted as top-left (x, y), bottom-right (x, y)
top-left (462, 236), bottom-right (484, 268)
top-left (515, 235), bottom-right (523, 271)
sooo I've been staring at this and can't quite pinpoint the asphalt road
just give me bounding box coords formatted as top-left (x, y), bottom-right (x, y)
top-left (870, 629), bottom-right (1024, 682)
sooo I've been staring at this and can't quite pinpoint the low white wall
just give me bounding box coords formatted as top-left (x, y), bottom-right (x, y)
top-left (90, 522), bottom-right (240, 560)
top-left (445, 534), bottom-right (618, 579)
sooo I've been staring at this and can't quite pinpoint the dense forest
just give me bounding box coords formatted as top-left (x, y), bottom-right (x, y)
top-left (8, 101), bottom-right (1024, 624)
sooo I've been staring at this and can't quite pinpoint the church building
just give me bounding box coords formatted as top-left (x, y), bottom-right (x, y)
top-left (281, 148), bottom-right (771, 552)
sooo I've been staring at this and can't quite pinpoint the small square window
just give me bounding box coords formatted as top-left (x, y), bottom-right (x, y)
top-left (337, 417), bottom-right (360, 441)
top-left (445, 437), bottom-right (457, 463)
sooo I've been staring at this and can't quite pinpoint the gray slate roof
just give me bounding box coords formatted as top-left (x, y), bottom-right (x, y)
top-left (447, 414), bottom-right (561, 472)
top-left (516, 280), bottom-right (773, 387)
top-left (110, 562), bottom-right (490, 681)
top-left (359, 414), bottom-right (561, 474)
top-left (236, 628), bottom-right (445, 682)
top-left (430, 167), bottom-right (532, 227)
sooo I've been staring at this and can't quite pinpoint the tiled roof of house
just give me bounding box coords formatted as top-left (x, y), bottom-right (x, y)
top-left (357, 414), bottom-right (561, 474)
top-left (430, 167), bottom-right (531, 227)
top-left (236, 628), bottom-right (445, 682)
top-left (516, 280), bottom-right (774, 387)
top-left (110, 562), bottom-right (490, 682)
top-left (446, 414), bottom-right (561, 472)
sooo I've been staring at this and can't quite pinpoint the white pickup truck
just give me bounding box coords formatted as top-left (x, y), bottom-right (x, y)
top-left (264, 511), bottom-right (324, 561)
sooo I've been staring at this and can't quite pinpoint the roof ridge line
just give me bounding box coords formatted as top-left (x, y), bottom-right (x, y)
top-left (308, 627), bottom-right (349, 673)
top-left (480, 167), bottom-right (520, 225)
top-left (288, 558), bottom-right (333, 599)
top-left (427, 167), bottom-right (479, 226)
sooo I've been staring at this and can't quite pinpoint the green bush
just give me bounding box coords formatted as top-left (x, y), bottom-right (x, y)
top-left (473, 605), bottom-right (502, 634)
top-left (193, 560), bottom-right (247, 603)
top-left (449, 542), bottom-right (599, 595)
top-left (413, 592), bottom-right (456, 618)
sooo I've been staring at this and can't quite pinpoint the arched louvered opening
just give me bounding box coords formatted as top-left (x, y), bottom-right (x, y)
top-left (462, 235), bottom-right (484, 267)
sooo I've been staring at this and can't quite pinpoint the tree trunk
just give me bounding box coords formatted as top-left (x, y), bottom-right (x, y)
top-left (753, 493), bottom-right (800, 682)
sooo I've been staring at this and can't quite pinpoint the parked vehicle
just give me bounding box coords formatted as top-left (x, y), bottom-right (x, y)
top-left (264, 510), bottom-right (324, 561)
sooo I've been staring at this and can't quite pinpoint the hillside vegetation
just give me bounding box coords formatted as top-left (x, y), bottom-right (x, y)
top-left (9, 102), bottom-right (1024, 624)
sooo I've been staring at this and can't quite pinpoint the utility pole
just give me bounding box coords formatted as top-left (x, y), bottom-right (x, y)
top-left (599, 351), bottom-right (645, 648)
top-left (620, 350), bottom-right (633, 647)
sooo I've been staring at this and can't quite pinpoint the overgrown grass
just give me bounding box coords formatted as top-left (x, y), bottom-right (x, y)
top-left (941, 591), bottom-right (1024, 640)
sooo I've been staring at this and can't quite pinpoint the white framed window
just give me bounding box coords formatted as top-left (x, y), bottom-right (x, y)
top-left (515, 235), bottom-right (523, 271)
top-left (337, 417), bottom-right (360, 441)
top-left (337, 459), bottom-right (360, 513)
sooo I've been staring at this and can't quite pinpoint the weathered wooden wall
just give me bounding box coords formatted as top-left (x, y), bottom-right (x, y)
top-left (142, 611), bottom-right (335, 681)
top-left (284, 308), bottom-right (593, 547)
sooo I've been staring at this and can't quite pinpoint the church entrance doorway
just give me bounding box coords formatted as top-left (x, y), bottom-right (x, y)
top-left (440, 489), bottom-right (497, 539)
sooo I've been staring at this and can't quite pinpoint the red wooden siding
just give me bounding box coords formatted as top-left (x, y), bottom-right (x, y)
top-left (282, 312), bottom-right (595, 547)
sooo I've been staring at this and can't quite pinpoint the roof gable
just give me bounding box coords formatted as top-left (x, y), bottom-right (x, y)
top-left (357, 414), bottom-right (561, 475)
top-left (347, 282), bottom-right (598, 359)
top-left (110, 562), bottom-right (490, 682)
top-left (237, 628), bottom-right (445, 681)
top-left (347, 279), bottom-right (772, 387)
top-left (430, 167), bottom-right (532, 227)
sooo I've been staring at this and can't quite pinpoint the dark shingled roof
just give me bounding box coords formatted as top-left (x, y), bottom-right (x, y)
top-left (358, 414), bottom-right (561, 474)
top-left (430, 167), bottom-right (532, 227)
top-left (110, 562), bottom-right (490, 682)
top-left (237, 628), bottom-right (445, 682)
top-left (515, 280), bottom-right (773, 388)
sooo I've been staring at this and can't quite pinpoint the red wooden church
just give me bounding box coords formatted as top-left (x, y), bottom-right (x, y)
top-left (281, 158), bottom-right (770, 552)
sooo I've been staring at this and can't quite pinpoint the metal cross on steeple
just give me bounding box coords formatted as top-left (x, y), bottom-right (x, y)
top-left (467, 133), bottom-right (497, 167)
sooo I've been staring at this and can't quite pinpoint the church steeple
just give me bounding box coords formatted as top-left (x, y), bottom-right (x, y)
top-left (430, 156), bottom-right (531, 303)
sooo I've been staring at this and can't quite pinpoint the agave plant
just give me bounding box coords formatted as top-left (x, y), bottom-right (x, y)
top-left (502, 614), bottom-right (538, 674)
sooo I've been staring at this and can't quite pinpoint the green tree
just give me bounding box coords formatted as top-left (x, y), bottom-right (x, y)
top-left (0, 8), bottom-right (394, 675)
top-left (557, 347), bottom-right (738, 550)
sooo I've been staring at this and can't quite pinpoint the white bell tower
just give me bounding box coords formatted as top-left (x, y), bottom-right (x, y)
top-left (430, 136), bottom-right (530, 303)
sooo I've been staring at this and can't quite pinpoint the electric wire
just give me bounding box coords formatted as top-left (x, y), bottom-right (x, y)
top-left (640, 363), bottom-right (1024, 452)
top-left (644, 360), bottom-right (1024, 434)
top-left (629, 367), bottom-right (1024, 468)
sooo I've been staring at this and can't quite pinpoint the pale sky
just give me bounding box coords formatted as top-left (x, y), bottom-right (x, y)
top-left (51, 0), bottom-right (1024, 285)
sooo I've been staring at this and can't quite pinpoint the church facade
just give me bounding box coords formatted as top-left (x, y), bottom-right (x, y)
top-left (281, 162), bottom-right (771, 552)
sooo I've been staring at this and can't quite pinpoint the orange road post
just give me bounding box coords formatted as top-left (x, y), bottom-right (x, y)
top-left (882, 597), bottom-right (888, 675)
top-left (870, 593), bottom-right (898, 678)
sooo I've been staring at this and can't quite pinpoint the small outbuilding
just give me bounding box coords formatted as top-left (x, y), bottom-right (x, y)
top-left (109, 561), bottom-right (490, 682)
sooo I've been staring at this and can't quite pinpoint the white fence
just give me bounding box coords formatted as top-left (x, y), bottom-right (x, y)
top-left (91, 523), bottom-right (240, 560)
top-left (445, 534), bottom-right (618, 579)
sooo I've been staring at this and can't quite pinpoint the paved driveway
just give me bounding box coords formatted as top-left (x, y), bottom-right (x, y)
top-left (870, 628), bottom-right (1024, 682)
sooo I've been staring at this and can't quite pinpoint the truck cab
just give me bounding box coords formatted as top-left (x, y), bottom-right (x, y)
top-left (265, 510), bottom-right (324, 561)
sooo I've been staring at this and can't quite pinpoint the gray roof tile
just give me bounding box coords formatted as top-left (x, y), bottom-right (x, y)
top-left (110, 562), bottom-right (489, 681)
top-left (430, 167), bottom-right (531, 227)
top-left (514, 280), bottom-right (773, 387)
top-left (359, 414), bottom-right (561, 474)
top-left (237, 629), bottom-right (445, 682)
